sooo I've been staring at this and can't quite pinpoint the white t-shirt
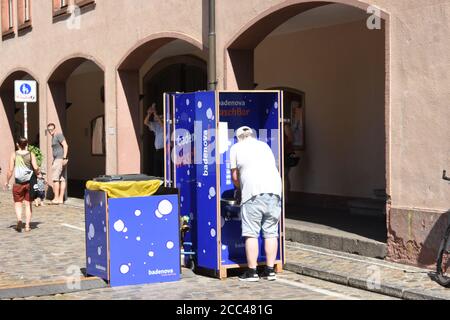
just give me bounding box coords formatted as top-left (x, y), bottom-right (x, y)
top-left (146, 121), bottom-right (164, 150)
top-left (229, 137), bottom-right (282, 204)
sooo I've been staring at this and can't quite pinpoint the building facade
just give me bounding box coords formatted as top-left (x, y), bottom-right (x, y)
top-left (0, 0), bottom-right (449, 268)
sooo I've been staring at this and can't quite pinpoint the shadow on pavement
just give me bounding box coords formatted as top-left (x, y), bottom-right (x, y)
top-left (7, 222), bottom-right (43, 232)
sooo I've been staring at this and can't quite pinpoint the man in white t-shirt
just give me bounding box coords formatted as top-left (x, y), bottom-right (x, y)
top-left (230, 126), bottom-right (282, 282)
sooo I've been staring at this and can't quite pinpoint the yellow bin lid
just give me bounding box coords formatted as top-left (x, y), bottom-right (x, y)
top-left (86, 180), bottom-right (163, 198)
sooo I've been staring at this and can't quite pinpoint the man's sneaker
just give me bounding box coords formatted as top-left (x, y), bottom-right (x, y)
top-left (260, 267), bottom-right (277, 281)
top-left (239, 269), bottom-right (259, 282)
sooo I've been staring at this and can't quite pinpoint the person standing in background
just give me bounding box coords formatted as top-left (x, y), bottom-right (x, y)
top-left (47, 123), bottom-right (69, 205)
top-left (144, 103), bottom-right (164, 177)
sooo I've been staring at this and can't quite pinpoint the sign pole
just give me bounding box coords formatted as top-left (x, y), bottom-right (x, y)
top-left (15, 80), bottom-right (36, 140)
top-left (24, 102), bottom-right (28, 140)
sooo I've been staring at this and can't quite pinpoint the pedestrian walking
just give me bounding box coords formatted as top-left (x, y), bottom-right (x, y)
top-left (47, 123), bottom-right (69, 205)
top-left (230, 126), bottom-right (282, 282)
top-left (4, 137), bottom-right (41, 232)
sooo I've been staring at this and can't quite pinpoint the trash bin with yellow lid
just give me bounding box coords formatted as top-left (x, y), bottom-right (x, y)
top-left (84, 175), bottom-right (181, 287)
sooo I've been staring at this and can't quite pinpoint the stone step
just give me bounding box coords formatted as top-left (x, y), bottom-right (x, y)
top-left (285, 218), bottom-right (387, 259)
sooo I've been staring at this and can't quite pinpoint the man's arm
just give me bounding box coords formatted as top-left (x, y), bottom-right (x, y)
top-left (144, 104), bottom-right (156, 127)
top-left (61, 137), bottom-right (69, 165)
top-left (232, 168), bottom-right (240, 188)
top-left (230, 145), bottom-right (240, 188)
top-left (144, 112), bottom-right (151, 126)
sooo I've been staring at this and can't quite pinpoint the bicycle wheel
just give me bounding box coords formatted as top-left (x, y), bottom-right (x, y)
top-left (436, 226), bottom-right (450, 287)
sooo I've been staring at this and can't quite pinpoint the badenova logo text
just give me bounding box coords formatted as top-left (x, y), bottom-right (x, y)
top-left (219, 99), bottom-right (251, 117)
top-left (202, 130), bottom-right (209, 177)
top-left (148, 268), bottom-right (175, 276)
top-left (95, 265), bottom-right (106, 271)
top-left (219, 100), bottom-right (246, 107)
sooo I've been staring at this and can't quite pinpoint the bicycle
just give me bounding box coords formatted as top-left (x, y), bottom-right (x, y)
top-left (436, 170), bottom-right (450, 287)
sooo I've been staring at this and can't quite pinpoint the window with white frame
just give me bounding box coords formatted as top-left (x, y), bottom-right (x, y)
top-left (8, 0), bottom-right (13, 28)
top-left (24, 0), bottom-right (30, 22)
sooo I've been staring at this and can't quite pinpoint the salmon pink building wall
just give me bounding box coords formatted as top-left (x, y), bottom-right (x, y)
top-left (0, 0), bottom-right (448, 268)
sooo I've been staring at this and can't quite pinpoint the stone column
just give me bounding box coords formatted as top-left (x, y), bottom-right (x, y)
top-left (104, 67), bottom-right (118, 175)
top-left (116, 70), bottom-right (142, 175)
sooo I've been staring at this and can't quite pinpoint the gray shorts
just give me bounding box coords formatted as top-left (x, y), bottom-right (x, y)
top-left (241, 194), bottom-right (281, 239)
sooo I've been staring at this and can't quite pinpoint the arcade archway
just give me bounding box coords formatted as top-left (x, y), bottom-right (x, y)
top-left (142, 55), bottom-right (207, 175)
top-left (0, 70), bottom-right (40, 182)
top-left (47, 57), bottom-right (105, 198)
top-left (117, 35), bottom-right (207, 176)
top-left (226, 2), bottom-right (389, 244)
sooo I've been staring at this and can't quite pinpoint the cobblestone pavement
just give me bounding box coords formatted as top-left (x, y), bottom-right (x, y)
top-left (0, 191), bottom-right (396, 300)
top-left (15, 270), bottom-right (395, 300)
top-left (0, 191), bottom-right (86, 288)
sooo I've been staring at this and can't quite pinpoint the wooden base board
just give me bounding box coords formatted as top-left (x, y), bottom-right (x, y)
top-left (219, 262), bottom-right (284, 280)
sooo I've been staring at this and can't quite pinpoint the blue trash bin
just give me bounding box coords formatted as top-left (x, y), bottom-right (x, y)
top-left (84, 177), bottom-right (181, 287)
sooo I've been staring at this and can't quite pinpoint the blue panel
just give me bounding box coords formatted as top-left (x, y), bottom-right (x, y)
top-left (218, 92), bottom-right (280, 199)
top-left (218, 92), bottom-right (282, 266)
top-left (84, 190), bottom-right (108, 280)
top-left (218, 92), bottom-right (279, 142)
top-left (174, 93), bottom-right (197, 264)
top-left (167, 90), bottom-right (283, 273)
top-left (164, 93), bottom-right (174, 186)
top-left (219, 202), bottom-right (268, 265)
top-left (108, 195), bottom-right (180, 287)
top-left (194, 91), bottom-right (219, 271)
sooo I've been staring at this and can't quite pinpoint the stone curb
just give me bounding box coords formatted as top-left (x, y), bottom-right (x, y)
top-left (285, 262), bottom-right (448, 300)
top-left (0, 277), bottom-right (107, 300)
top-left (285, 226), bottom-right (387, 259)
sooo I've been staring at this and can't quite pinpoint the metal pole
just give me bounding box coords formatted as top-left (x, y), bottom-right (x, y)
top-left (208, 0), bottom-right (217, 91)
top-left (24, 102), bottom-right (28, 139)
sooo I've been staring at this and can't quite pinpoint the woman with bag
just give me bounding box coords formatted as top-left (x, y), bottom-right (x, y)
top-left (4, 137), bottom-right (41, 233)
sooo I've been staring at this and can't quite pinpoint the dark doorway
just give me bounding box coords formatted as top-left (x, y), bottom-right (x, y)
top-left (142, 56), bottom-right (207, 176)
top-left (48, 59), bottom-right (105, 199)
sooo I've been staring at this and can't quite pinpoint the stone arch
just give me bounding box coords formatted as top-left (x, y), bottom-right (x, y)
top-left (225, 0), bottom-right (389, 89)
top-left (223, 0), bottom-right (391, 244)
top-left (117, 32), bottom-right (205, 71)
top-left (0, 69), bottom-right (40, 183)
top-left (47, 55), bottom-right (106, 197)
top-left (47, 54), bottom-right (105, 83)
top-left (115, 33), bottom-right (207, 175)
